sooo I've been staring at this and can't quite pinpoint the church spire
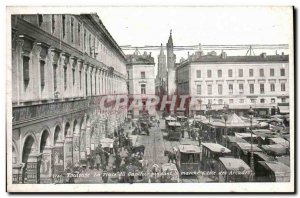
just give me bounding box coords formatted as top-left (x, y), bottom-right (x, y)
top-left (159, 43), bottom-right (164, 55)
top-left (167, 29), bottom-right (173, 48)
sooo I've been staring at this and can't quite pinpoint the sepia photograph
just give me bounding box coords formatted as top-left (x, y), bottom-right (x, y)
top-left (6, 6), bottom-right (294, 193)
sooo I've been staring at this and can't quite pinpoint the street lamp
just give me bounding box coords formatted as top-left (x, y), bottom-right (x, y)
top-left (248, 106), bottom-right (255, 182)
top-left (223, 104), bottom-right (228, 146)
top-left (206, 102), bottom-right (212, 123)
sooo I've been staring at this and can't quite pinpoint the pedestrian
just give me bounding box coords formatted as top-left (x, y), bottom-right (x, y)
top-left (95, 153), bottom-right (101, 170)
top-left (198, 136), bottom-right (202, 147)
top-left (115, 153), bottom-right (121, 170)
top-left (109, 142), bottom-right (114, 154)
top-left (157, 120), bottom-right (160, 127)
top-left (181, 129), bottom-right (184, 138)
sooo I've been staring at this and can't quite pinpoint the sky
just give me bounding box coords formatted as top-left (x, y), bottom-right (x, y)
top-left (97, 7), bottom-right (292, 73)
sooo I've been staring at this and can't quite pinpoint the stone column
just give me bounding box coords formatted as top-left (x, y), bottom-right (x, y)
top-left (60, 52), bottom-right (70, 99)
top-left (64, 131), bottom-right (73, 170)
top-left (49, 48), bottom-right (62, 100)
top-left (79, 115), bottom-right (87, 166)
top-left (52, 140), bottom-right (64, 183)
top-left (83, 62), bottom-right (89, 97)
top-left (70, 56), bottom-right (77, 98)
top-left (77, 59), bottom-right (83, 98)
top-left (23, 153), bottom-right (42, 184)
top-left (39, 146), bottom-right (53, 184)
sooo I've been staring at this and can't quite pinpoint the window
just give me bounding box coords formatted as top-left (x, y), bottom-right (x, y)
top-left (79, 70), bottom-right (82, 90)
top-left (218, 84), bottom-right (223, 95)
top-left (207, 70), bottom-right (212, 78)
top-left (38, 14), bottom-right (43, 26)
top-left (207, 85), bottom-right (212, 95)
top-left (64, 66), bottom-right (67, 90)
top-left (271, 98), bottom-right (275, 103)
top-left (239, 99), bottom-right (244, 103)
top-left (90, 74), bottom-right (92, 95)
top-left (71, 18), bottom-right (74, 43)
top-left (270, 68), bottom-right (275, 77)
top-left (197, 85), bottom-right (201, 95)
top-left (141, 84), bottom-right (146, 94)
top-left (259, 69), bottom-right (264, 77)
top-left (196, 70), bottom-right (201, 78)
top-left (260, 99), bottom-right (265, 103)
top-left (250, 84), bottom-right (254, 94)
top-left (53, 64), bottom-right (58, 91)
top-left (228, 69), bottom-right (233, 77)
top-left (218, 70), bottom-right (222, 77)
top-left (78, 24), bottom-right (81, 46)
top-left (281, 98), bottom-right (286, 103)
top-left (260, 84), bottom-right (264, 94)
top-left (280, 68), bottom-right (285, 76)
top-left (229, 99), bottom-right (234, 104)
top-left (23, 56), bottom-right (30, 89)
top-left (218, 99), bottom-right (223, 104)
top-left (62, 15), bottom-right (66, 39)
top-left (281, 83), bottom-right (286, 91)
top-left (72, 68), bottom-right (75, 85)
top-left (52, 15), bottom-right (55, 34)
top-left (270, 83), bottom-right (275, 92)
top-left (239, 84), bottom-right (244, 94)
top-left (85, 73), bottom-right (88, 96)
top-left (84, 29), bottom-right (86, 50)
top-left (238, 69), bottom-right (243, 77)
top-left (250, 99), bottom-right (256, 103)
top-left (141, 72), bottom-right (145, 79)
top-left (40, 60), bottom-right (45, 90)
top-left (249, 69), bottom-right (254, 77)
top-left (228, 84), bottom-right (233, 94)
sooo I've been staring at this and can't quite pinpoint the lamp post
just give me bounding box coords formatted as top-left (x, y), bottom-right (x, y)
top-left (248, 106), bottom-right (255, 182)
top-left (206, 102), bottom-right (212, 141)
top-left (223, 104), bottom-right (228, 147)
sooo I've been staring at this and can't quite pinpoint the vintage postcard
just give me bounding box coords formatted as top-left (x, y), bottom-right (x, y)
top-left (6, 6), bottom-right (294, 192)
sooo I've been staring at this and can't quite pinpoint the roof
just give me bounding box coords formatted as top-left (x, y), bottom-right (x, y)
top-left (261, 144), bottom-right (288, 155)
top-left (269, 137), bottom-right (290, 148)
top-left (234, 142), bottom-right (262, 152)
top-left (210, 113), bottom-right (259, 128)
top-left (225, 136), bottom-right (248, 143)
top-left (219, 157), bottom-right (251, 171)
top-left (201, 143), bottom-right (231, 153)
top-left (178, 144), bottom-right (201, 153)
top-left (276, 156), bottom-right (290, 167)
top-left (235, 133), bottom-right (257, 139)
top-left (254, 152), bottom-right (275, 161)
top-left (259, 161), bottom-right (290, 175)
top-left (165, 116), bottom-right (176, 121)
top-left (183, 54), bottom-right (289, 64)
top-left (168, 122), bottom-right (181, 127)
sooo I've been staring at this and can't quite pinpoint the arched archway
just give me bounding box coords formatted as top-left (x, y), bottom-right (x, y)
top-left (54, 125), bottom-right (62, 146)
top-left (79, 118), bottom-right (86, 161)
top-left (72, 119), bottom-right (81, 166)
top-left (22, 135), bottom-right (37, 183)
top-left (39, 130), bottom-right (51, 183)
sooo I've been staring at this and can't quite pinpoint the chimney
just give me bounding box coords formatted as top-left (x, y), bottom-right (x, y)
top-left (282, 52), bottom-right (285, 56)
top-left (260, 52), bottom-right (267, 58)
top-left (188, 51), bottom-right (190, 58)
top-left (221, 51), bottom-right (227, 59)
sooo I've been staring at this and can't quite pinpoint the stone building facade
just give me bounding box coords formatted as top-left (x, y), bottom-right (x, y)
top-left (11, 14), bottom-right (128, 184)
top-left (176, 50), bottom-right (289, 116)
top-left (126, 50), bottom-right (156, 117)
